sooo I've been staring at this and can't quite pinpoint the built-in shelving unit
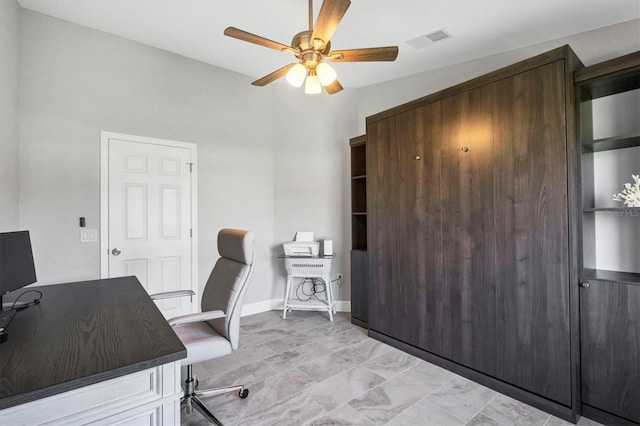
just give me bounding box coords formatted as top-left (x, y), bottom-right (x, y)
top-left (576, 52), bottom-right (640, 285)
top-left (350, 137), bottom-right (367, 250)
top-left (575, 51), bottom-right (640, 426)
top-left (350, 134), bottom-right (368, 327)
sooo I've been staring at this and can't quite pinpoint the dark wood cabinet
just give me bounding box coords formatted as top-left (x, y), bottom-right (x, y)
top-left (350, 135), bottom-right (368, 327)
top-left (576, 52), bottom-right (640, 425)
top-left (580, 279), bottom-right (640, 424)
top-left (491, 60), bottom-right (572, 405)
top-left (350, 250), bottom-right (368, 327)
top-left (365, 46), bottom-right (581, 420)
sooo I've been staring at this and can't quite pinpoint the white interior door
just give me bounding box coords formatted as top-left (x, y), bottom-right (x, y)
top-left (102, 133), bottom-right (197, 318)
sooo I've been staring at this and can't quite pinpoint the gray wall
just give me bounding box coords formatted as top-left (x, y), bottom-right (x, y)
top-left (272, 86), bottom-right (358, 303)
top-left (18, 9), bottom-right (276, 304)
top-left (0, 0), bottom-right (20, 231)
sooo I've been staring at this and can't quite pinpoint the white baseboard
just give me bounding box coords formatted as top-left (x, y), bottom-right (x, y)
top-left (335, 300), bottom-right (351, 312)
top-left (241, 299), bottom-right (283, 316)
top-left (242, 299), bottom-right (351, 317)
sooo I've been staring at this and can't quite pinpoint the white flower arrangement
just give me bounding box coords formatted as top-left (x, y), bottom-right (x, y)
top-left (612, 174), bottom-right (640, 207)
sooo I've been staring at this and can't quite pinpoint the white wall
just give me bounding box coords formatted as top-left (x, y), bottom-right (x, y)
top-left (0, 0), bottom-right (20, 231)
top-left (18, 9), bottom-right (275, 304)
top-left (271, 86), bottom-right (359, 303)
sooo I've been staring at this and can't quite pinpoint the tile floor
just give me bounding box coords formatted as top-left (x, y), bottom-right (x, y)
top-left (181, 310), bottom-right (602, 426)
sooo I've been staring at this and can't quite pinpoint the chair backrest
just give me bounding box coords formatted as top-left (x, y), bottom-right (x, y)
top-left (201, 228), bottom-right (255, 350)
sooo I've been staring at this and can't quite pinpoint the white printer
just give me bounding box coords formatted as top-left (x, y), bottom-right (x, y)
top-left (283, 232), bottom-right (319, 257)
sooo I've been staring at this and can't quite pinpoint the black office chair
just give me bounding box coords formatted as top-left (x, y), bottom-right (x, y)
top-left (152, 228), bottom-right (255, 425)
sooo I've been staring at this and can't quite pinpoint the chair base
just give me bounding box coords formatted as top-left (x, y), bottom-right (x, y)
top-left (182, 365), bottom-right (248, 425)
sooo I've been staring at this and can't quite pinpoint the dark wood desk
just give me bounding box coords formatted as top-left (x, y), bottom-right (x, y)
top-left (0, 276), bottom-right (186, 423)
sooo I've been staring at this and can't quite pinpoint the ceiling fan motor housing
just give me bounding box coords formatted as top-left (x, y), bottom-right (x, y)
top-left (291, 30), bottom-right (332, 68)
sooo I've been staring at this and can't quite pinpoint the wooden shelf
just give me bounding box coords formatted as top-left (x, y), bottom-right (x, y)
top-left (577, 63), bottom-right (640, 100)
top-left (583, 269), bottom-right (640, 286)
top-left (583, 207), bottom-right (640, 212)
top-left (581, 133), bottom-right (640, 152)
top-left (575, 52), bottom-right (640, 83)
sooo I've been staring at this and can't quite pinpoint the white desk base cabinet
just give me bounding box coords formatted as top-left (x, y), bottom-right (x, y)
top-left (0, 361), bottom-right (182, 425)
top-left (282, 256), bottom-right (336, 321)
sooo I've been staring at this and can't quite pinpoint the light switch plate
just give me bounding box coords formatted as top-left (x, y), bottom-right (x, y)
top-left (80, 228), bottom-right (98, 243)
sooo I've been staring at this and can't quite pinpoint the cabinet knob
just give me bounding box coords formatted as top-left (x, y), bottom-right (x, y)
top-left (581, 282), bottom-right (590, 288)
top-left (415, 155), bottom-right (421, 160)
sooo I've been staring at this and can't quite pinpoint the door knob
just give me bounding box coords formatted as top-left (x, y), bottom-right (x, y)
top-left (581, 282), bottom-right (590, 288)
top-left (111, 248), bottom-right (121, 256)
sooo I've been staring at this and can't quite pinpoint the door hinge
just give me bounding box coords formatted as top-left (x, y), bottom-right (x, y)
top-left (187, 162), bottom-right (193, 173)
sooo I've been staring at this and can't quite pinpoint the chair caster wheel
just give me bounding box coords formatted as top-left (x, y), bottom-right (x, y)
top-left (239, 389), bottom-right (249, 399)
top-left (195, 379), bottom-right (199, 389)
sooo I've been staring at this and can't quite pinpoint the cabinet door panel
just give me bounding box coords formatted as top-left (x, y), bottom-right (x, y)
top-left (350, 250), bottom-right (368, 324)
top-left (367, 116), bottom-right (399, 338)
top-left (492, 61), bottom-right (571, 405)
top-left (581, 280), bottom-right (640, 423)
top-left (367, 109), bottom-right (425, 345)
top-left (418, 101), bottom-right (447, 354)
top-left (434, 86), bottom-right (498, 374)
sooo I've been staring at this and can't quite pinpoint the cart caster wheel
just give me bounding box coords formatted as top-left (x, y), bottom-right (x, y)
top-left (239, 389), bottom-right (249, 399)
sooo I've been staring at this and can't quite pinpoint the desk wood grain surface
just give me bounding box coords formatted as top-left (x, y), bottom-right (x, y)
top-left (0, 276), bottom-right (186, 410)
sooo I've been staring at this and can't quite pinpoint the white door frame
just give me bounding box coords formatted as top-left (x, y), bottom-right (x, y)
top-left (100, 131), bottom-right (198, 300)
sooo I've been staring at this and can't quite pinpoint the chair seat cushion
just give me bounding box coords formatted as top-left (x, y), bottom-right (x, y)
top-left (174, 321), bottom-right (233, 366)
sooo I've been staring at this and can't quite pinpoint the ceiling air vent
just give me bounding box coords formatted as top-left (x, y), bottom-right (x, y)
top-left (406, 29), bottom-right (452, 49)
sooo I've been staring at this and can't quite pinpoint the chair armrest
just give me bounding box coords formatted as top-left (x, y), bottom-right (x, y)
top-left (168, 310), bottom-right (226, 327)
top-left (150, 290), bottom-right (195, 300)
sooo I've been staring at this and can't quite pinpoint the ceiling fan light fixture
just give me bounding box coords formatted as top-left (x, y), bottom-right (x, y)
top-left (304, 69), bottom-right (322, 94)
top-left (286, 63), bottom-right (307, 87)
top-left (316, 62), bottom-right (337, 86)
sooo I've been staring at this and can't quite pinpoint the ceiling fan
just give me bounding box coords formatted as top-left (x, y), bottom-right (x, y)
top-left (223, 0), bottom-right (399, 95)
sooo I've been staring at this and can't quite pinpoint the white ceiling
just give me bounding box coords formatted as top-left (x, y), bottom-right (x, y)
top-left (17, 0), bottom-right (640, 88)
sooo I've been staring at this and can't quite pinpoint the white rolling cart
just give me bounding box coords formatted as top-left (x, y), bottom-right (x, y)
top-left (281, 255), bottom-right (336, 321)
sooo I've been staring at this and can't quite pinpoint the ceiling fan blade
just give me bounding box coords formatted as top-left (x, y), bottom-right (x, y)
top-left (251, 63), bottom-right (297, 86)
top-left (311, 0), bottom-right (351, 48)
top-left (324, 79), bottom-right (343, 95)
top-left (329, 46), bottom-right (399, 62)
top-left (224, 27), bottom-right (291, 52)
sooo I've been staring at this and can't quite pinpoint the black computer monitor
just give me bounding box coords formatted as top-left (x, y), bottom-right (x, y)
top-left (0, 231), bottom-right (37, 310)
